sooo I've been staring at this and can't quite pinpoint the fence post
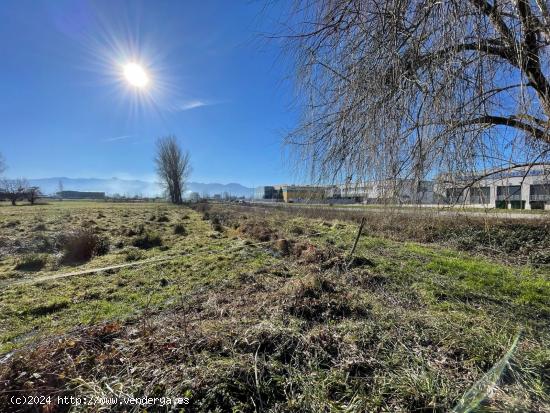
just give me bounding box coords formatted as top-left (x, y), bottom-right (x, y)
top-left (346, 217), bottom-right (365, 269)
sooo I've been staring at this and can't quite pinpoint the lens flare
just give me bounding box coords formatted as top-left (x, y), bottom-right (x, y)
top-left (123, 63), bottom-right (149, 88)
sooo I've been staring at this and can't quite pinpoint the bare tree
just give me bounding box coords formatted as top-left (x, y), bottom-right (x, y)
top-left (282, 0), bottom-right (550, 189)
top-left (27, 186), bottom-right (42, 205)
top-left (1, 178), bottom-right (28, 206)
top-left (57, 179), bottom-right (64, 200)
top-left (155, 136), bottom-right (191, 204)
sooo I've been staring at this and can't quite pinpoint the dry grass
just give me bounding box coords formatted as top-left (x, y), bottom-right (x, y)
top-left (57, 229), bottom-right (110, 264)
top-left (228, 203), bottom-right (550, 264)
top-left (0, 201), bottom-right (548, 412)
top-left (131, 231), bottom-right (163, 249)
top-left (14, 253), bottom-right (48, 271)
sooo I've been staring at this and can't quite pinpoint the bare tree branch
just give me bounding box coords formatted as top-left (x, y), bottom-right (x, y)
top-left (281, 0), bottom-right (550, 188)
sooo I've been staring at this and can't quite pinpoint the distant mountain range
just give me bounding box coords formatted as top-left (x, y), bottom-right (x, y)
top-left (25, 177), bottom-right (254, 198)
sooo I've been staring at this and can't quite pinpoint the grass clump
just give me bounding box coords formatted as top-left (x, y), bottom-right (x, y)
top-left (125, 224), bottom-right (145, 237)
top-left (33, 223), bottom-right (47, 231)
top-left (15, 253), bottom-right (48, 271)
top-left (30, 234), bottom-right (54, 253)
top-left (56, 229), bottom-right (110, 264)
top-left (157, 214), bottom-right (170, 223)
top-left (25, 300), bottom-right (70, 317)
top-left (124, 247), bottom-right (145, 261)
top-left (173, 223), bottom-right (187, 236)
top-left (238, 220), bottom-right (276, 242)
top-left (211, 216), bottom-right (223, 232)
top-left (529, 250), bottom-right (550, 267)
top-left (3, 220), bottom-right (20, 228)
top-left (284, 274), bottom-right (368, 322)
top-left (132, 231), bottom-right (163, 249)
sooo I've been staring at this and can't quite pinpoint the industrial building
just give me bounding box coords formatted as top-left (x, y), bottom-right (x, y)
top-left (255, 165), bottom-right (550, 209)
top-left (255, 181), bottom-right (434, 204)
top-left (254, 186), bottom-right (283, 201)
top-left (330, 180), bottom-right (435, 204)
top-left (280, 185), bottom-right (326, 203)
top-left (58, 190), bottom-right (105, 200)
top-left (438, 164), bottom-right (550, 210)
top-left (255, 185), bottom-right (326, 203)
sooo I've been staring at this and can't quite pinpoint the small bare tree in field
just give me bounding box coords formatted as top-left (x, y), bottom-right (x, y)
top-left (57, 179), bottom-right (64, 200)
top-left (27, 187), bottom-right (42, 205)
top-left (1, 178), bottom-right (28, 206)
top-left (155, 136), bottom-right (191, 204)
top-left (282, 0), bottom-right (550, 188)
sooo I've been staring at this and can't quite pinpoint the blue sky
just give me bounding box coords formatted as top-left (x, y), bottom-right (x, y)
top-left (0, 0), bottom-right (300, 187)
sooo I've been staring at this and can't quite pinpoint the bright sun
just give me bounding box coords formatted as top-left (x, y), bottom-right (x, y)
top-left (123, 63), bottom-right (149, 88)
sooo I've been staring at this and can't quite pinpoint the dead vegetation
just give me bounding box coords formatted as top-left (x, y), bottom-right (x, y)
top-left (173, 223), bottom-right (187, 235)
top-left (229, 204), bottom-right (550, 265)
top-left (131, 231), bottom-right (163, 249)
top-left (283, 274), bottom-right (369, 322)
top-left (238, 219), bottom-right (277, 242)
top-left (14, 253), bottom-right (48, 271)
top-left (56, 229), bottom-right (110, 264)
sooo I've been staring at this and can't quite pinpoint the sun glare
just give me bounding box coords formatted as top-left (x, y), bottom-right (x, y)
top-left (123, 63), bottom-right (149, 88)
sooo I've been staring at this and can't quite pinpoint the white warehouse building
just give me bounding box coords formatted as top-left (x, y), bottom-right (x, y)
top-left (328, 180), bottom-right (435, 204)
top-left (437, 165), bottom-right (550, 210)
top-left (254, 165), bottom-right (550, 209)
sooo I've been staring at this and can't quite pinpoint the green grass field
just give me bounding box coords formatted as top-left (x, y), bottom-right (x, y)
top-left (0, 201), bottom-right (276, 352)
top-left (0, 201), bottom-right (548, 411)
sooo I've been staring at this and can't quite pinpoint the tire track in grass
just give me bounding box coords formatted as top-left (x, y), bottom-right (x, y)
top-left (0, 228), bottom-right (327, 288)
top-left (0, 256), bottom-right (174, 288)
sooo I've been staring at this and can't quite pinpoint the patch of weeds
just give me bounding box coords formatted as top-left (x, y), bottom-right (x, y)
top-left (290, 225), bottom-right (304, 235)
top-left (284, 275), bottom-right (369, 322)
top-left (348, 256), bottom-right (376, 268)
top-left (56, 229), bottom-right (110, 264)
top-left (157, 214), bottom-right (170, 223)
top-left (529, 250), bottom-right (550, 267)
top-left (126, 224), bottom-right (145, 236)
top-left (238, 220), bottom-right (276, 242)
top-left (191, 202), bottom-right (210, 214)
top-left (293, 242), bottom-right (340, 267)
top-left (82, 219), bottom-right (97, 227)
top-left (174, 223), bottom-right (187, 236)
top-left (132, 232), bottom-right (163, 249)
top-left (4, 220), bottom-right (20, 228)
top-left (33, 223), bottom-right (47, 231)
top-left (15, 253), bottom-right (48, 271)
top-left (274, 239), bottom-right (291, 256)
top-left (30, 234), bottom-right (54, 253)
top-left (24, 300), bottom-right (70, 317)
top-left (293, 274), bottom-right (336, 297)
top-left (211, 216), bottom-right (223, 232)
